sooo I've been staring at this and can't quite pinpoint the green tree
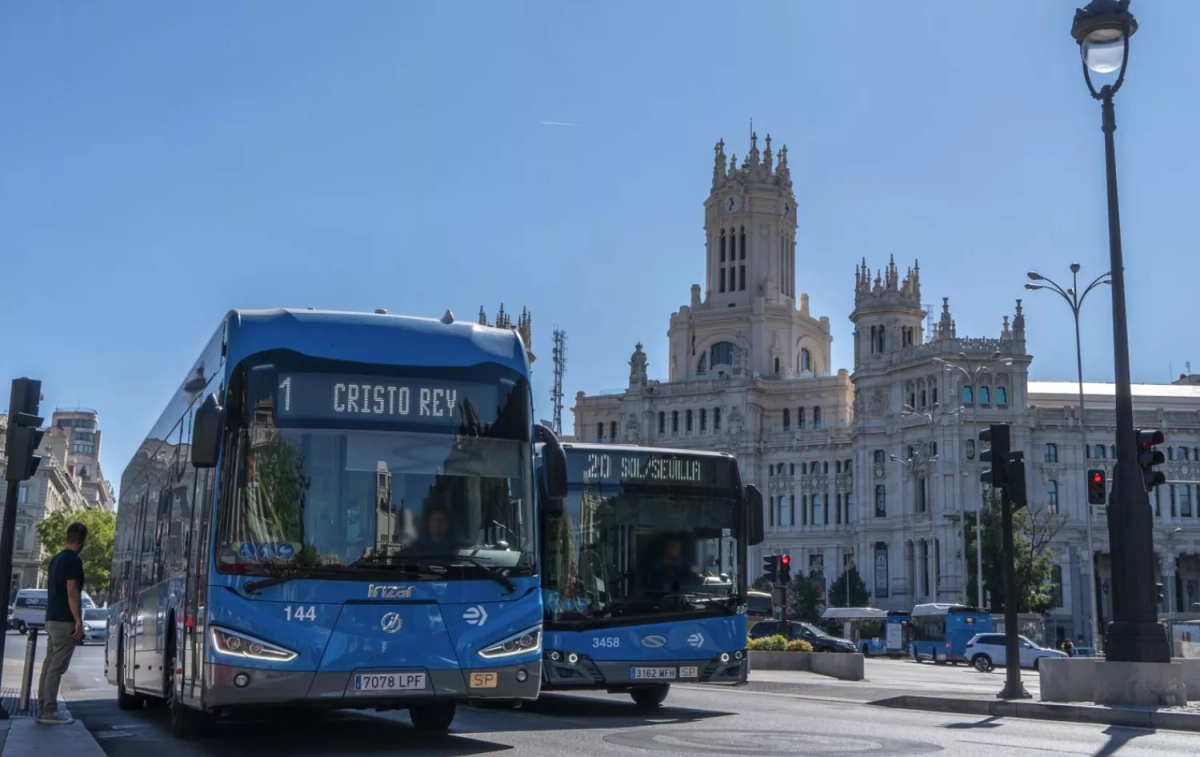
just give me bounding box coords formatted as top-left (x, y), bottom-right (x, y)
top-left (827, 567), bottom-right (870, 608)
top-left (252, 432), bottom-right (310, 544)
top-left (963, 489), bottom-right (1065, 613)
top-left (35, 508), bottom-right (117, 594)
top-left (785, 570), bottom-right (824, 622)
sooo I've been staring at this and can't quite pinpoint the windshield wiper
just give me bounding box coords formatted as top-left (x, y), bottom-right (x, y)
top-left (410, 555), bottom-right (516, 595)
top-left (577, 598), bottom-right (661, 627)
top-left (244, 569), bottom-right (320, 595)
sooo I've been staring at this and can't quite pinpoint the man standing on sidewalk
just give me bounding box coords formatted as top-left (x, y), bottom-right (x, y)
top-left (37, 521), bottom-right (88, 725)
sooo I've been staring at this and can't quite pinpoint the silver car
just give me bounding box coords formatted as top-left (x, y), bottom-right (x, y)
top-left (82, 607), bottom-right (108, 644)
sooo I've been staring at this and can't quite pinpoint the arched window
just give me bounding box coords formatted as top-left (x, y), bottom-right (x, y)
top-left (1046, 480), bottom-right (1059, 514)
top-left (596, 422), bottom-right (604, 440)
top-left (710, 341), bottom-right (735, 368)
top-left (996, 386), bottom-right (1008, 405)
top-left (961, 386), bottom-right (974, 403)
top-left (800, 348), bottom-right (812, 372)
top-left (657, 411), bottom-right (665, 434)
top-left (774, 356), bottom-right (781, 374)
top-left (697, 352), bottom-right (708, 374)
top-left (813, 407), bottom-right (823, 428)
top-left (874, 485), bottom-right (887, 517)
top-left (783, 408), bottom-right (791, 430)
top-left (979, 386), bottom-right (991, 404)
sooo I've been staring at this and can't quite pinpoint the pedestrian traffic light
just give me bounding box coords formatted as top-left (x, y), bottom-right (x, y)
top-left (4, 378), bottom-right (44, 483)
top-left (778, 554), bottom-right (792, 584)
top-left (979, 424), bottom-right (1011, 489)
top-left (1156, 582), bottom-right (1164, 606)
top-left (762, 555), bottom-right (779, 584)
top-left (1136, 429), bottom-right (1166, 492)
top-left (1086, 469), bottom-right (1107, 505)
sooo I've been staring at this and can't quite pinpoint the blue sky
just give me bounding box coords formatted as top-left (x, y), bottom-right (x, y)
top-left (2, 1), bottom-right (1196, 495)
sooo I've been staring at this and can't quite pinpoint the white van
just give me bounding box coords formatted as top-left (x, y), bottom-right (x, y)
top-left (11, 588), bottom-right (95, 634)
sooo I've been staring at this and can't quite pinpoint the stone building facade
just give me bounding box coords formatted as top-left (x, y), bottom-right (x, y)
top-left (570, 133), bottom-right (1200, 645)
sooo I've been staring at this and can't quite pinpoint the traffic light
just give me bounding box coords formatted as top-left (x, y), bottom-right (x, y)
top-left (762, 555), bottom-right (779, 584)
top-left (1087, 469), bottom-right (1107, 505)
top-left (979, 424), bottom-right (1011, 489)
top-left (778, 554), bottom-right (792, 584)
top-left (4, 378), bottom-right (44, 482)
top-left (1006, 453), bottom-right (1028, 511)
top-left (1156, 582), bottom-right (1164, 606)
top-left (1136, 429), bottom-right (1166, 492)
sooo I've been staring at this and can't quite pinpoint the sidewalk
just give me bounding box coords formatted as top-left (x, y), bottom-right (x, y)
top-left (721, 667), bottom-right (1200, 733)
top-left (0, 637), bottom-right (107, 757)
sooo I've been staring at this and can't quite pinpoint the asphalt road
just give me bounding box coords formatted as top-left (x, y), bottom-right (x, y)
top-left (14, 640), bottom-right (1192, 757)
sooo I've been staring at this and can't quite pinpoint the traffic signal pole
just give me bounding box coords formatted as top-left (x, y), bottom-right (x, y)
top-left (998, 485), bottom-right (1030, 700)
top-left (0, 377), bottom-right (45, 719)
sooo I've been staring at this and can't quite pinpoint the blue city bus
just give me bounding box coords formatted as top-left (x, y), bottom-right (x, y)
top-left (105, 308), bottom-right (566, 738)
top-left (820, 607), bottom-right (911, 657)
top-left (910, 603), bottom-right (994, 664)
top-left (535, 442), bottom-right (764, 708)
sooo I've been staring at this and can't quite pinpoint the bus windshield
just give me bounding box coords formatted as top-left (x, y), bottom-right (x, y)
top-left (746, 592), bottom-right (774, 618)
top-left (214, 356), bottom-right (536, 579)
top-left (545, 449), bottom-right (742, 626)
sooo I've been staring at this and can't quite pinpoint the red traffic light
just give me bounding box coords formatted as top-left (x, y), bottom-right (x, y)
top-left (780, 555), bottom-right (790, 565)
top-left (1092, 472), bottom-right (1103, 483)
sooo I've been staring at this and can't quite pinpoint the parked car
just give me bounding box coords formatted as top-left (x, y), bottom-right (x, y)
top-left (11, 588), bottom-right (96, 634)
top-left (748, 619), bottom-right (858, 653)
top-left (965, 633), bottom-right (1068, 672)
top-left (82, 607), bottom-right (108, 644)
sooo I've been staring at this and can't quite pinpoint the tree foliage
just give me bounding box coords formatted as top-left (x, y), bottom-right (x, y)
top-left (785, 571), bottom-right (825, 622)
top-left (963, 489), bottom-right (1066, 614)
top-left (35, 507), bottom-right (117, 594)
top-left (827, 567), bottom-right (870, 608)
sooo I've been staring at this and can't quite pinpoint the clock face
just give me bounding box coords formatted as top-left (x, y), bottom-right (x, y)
top-left (725, 195), bottom-right (741, 213)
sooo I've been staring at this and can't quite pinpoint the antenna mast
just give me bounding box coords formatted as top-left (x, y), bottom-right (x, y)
top-left (551, 328), bottom-right (568, 436)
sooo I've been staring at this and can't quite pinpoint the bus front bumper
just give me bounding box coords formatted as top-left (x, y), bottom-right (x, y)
top-left (541, 649), bottom-right (747, 691)
top-left (203, 660), bottom-right (542, 709)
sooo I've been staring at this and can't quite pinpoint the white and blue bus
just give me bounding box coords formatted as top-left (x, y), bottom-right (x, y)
top-left (105, 308), bottom-right (565, 738)
top-left (910, 603), bottom-right (993, 664)
top-left (535, 443), bottom-right (764, 708)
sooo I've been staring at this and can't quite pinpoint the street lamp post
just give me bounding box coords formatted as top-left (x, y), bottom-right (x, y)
top-left (1026, 264), bottom-right (1110, 654)
top-left (1070, 0), bottom-right (1169, 662)
top-left (933, 352), bottom-right (1013, 611)
top-left (901, 403), bottom-right (965, 601)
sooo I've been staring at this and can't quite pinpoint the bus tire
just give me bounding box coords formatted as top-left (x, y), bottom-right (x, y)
top-left (116, 640), bottom-right (145, 711)
top-left (409, 702), bottom-right (456, 732)
top-left (167, 629), bottom-right (208, 739)
top-left (630, 685), bottom-right (669, 709)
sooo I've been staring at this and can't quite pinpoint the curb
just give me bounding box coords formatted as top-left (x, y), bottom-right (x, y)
top-left (873, 694), bottom-right (1200, 733)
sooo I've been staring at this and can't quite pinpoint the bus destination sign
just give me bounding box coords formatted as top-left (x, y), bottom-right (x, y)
top-left (274, 372), bottom-right (498, 426)
top-left (567, 451), bottom-right (737, 489)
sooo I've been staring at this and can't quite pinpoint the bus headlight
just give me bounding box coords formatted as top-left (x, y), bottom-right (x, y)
top-left (210, 627), bottom-right (298, 663)
top-left (477, 626), bottom-right (541, 660)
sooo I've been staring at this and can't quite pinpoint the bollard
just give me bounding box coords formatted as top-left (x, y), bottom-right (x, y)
top-left (18, 627), bottom-right (39, 714)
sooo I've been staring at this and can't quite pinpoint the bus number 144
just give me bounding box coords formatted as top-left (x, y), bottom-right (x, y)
top-left (285, 605), bottom-right (316, 621)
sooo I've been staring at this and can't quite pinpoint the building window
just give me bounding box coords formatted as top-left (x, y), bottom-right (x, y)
top-left (1050, 565), bottom-right (1064, 608)
top-left (700, 408), bottom-right (707, 431)
top-left (961, 386), bottom-right (974, 404)
top-left (1047, 480), bottom-right (1059, 514)
top-left (610, 421), bottom-right (617, 440)
top-left (686, 410), bottom-right (693, 433)
top-left (697, 353), bottom-right (708, 374)
top-left (658, 412), bottom-right (666, 434)
top-left (1091, 444), bottom-right (1106, 459)
top-left (672, 411), bottom-right (679, 433)
top-left (996, 386), bottom-right (1008, 405)
top-left (719, 268), bottom-right (726, 293)
top-left (1045, 443), bottom-right (1058, 463)
top-left (14, 524), bottom-right (25, 552)
top-left (713, 408), bottom-right (721, 430)
top-left (710, 341), bottom-right (735, 369)
top-left (798, 407), bottom-right (806, 429)
top-left (918, 477), bottom-right (927, 513)
top-left (846, 493), bottom-right (855, 523)
top-left (813, 407), bottom-right (823, 428)
top-left (782, 408), bottom-right (790, 430)
top-left (800, 348), bottom-right (812, 372)
top-left (596, 422), bottom-right (604, 440)
top-left (17, 486), bottom-right (28, 504)
top-left (873, 449), bottom-right (885, 465)
top-left (739, 265), bottom-right (746, 290)
top-left (966, 440), bottom-right (976, 460)
top-left (874, 485), bottom-right (887, 517)
top-left (979, 386), bottom-right (991, 404)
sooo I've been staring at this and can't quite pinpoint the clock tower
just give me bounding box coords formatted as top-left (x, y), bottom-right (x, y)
top-left (704, 132), bottom-right (797, 309)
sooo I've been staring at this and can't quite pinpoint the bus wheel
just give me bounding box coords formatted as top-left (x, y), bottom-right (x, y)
top-left (410, 702), bottom-right (456, 732)
top-left (630, 685), bottom-right (669, 710)
top-left (116, 642), bottom-right (145, 711)
top-left (167, 635), bottom-right (208, 739)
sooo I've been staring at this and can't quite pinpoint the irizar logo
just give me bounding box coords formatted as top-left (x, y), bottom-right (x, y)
top-left (641, 634), bottom-right (668, 649)
top-left (367, 584), bottom-right (415, 599)
top-left (380, 612), bottom-right (404, 634)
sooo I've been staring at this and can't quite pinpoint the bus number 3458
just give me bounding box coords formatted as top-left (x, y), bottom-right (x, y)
top-left (593, 636), bottom-right (620, 648)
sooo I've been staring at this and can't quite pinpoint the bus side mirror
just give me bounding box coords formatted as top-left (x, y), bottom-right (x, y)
top-left (535, 423), bottom-right (567, 516)
top-left (744, 484), bottom-right (764, 546)
top-left (191, 393), bottom-right (225, 469)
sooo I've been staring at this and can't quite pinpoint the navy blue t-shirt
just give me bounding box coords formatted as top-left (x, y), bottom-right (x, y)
top-left (46, 549), bottom-right (85, 623)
